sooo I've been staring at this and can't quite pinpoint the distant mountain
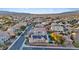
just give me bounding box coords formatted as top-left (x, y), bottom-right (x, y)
top-left (60, 10), bottom-right (79, 14)
top-left (0, 11), bottom-right (30, 15)
top-left (0, 10), bottom-right (79, 16)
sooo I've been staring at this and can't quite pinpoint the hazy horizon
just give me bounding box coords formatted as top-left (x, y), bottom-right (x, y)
top-left (0, 8), bottom-right (79, 14)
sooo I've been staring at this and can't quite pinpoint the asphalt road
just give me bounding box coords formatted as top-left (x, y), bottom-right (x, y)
top-left (8, 25), bottom-right (32, 50)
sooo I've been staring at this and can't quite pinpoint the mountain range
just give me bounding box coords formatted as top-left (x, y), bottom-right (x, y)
top-left (0, 11), bottom-right (30, 15)
top-left (0, 10), bottom-right (79, 15)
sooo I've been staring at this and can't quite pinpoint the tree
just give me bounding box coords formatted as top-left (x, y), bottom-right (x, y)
top-left (0, 24), bottom-right (2, 29)
top-left (20, 26), bottom-right (26, 31)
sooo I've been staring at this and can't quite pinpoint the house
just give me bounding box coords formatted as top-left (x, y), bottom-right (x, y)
top-left (51, 23), bottom-right (64, 32)
top-left (0, 31), bottom-right (10, 45)
top-left (34, 24), bottom-right (44, 28)
top-left (77, 20), bottom-right (79, 24)
top-left (29, 27), bottom-right (49, 46)
top-left (33, 17), bottom-right (43, 23)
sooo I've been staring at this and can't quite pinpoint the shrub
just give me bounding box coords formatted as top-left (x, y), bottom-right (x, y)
top-left (73, 41), bottom-right (79, 48)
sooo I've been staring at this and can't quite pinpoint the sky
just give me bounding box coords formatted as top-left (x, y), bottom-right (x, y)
top-left (0, 8), bottom-right (79, 14)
